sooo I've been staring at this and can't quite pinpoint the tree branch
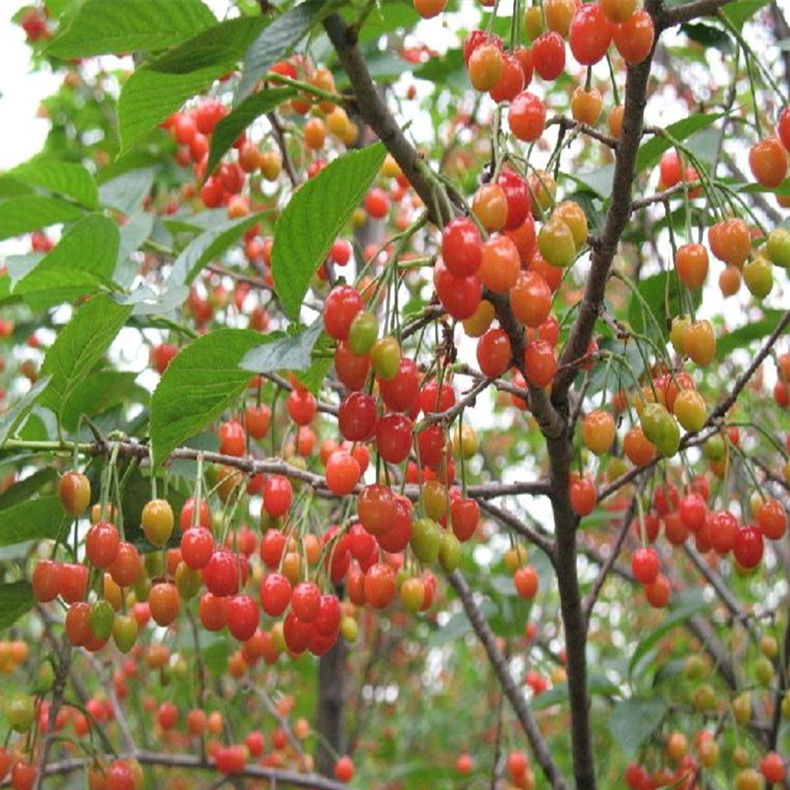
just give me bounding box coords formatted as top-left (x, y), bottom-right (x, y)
top-left (446, 570), bottom-right (570, 790)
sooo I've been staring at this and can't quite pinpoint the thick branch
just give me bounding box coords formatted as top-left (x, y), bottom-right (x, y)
top-left (447, 570), bottom-right (570, 790)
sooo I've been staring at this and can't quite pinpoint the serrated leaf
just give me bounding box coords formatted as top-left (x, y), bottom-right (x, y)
top-left (2, 159), bottom-right (97, 208)
top-left (721, 0), bottom-right (769, 28)
top-left (0, 469), bottom-right (58, 511)
top-left (99, 168), bottom-right (156, 213)
top-left (0, 496), bottom-right (67, 547)
top-left (206, 87), bottom-right (294, 175)
top-left (0, 195), bottom-right (84, 241)
top-left (168, 211), bottom-right (268, 286)
top-left (62, 371), bottom-right (148, 431)
top-left (150, 329), bottom-right (263, 467)
top-left (628, 271), bottom-right (702, 340)
top-left (118, 17), bottom-right (265, 152)
top-left (0, 582), bottom-right (34, 631)
top-left (716, 309), bottom-right (787, 357)
top-left (0, 377), bottom-right (53, 449)
top-left (240, 320), bottom-right (324, 374)
top-left (39, 294), bottom-right (133, 422)
top-left (272, 143), bottom-right (386, 318)
top-left (236, 0), bottom-right (328, 102)
top-left (635, 113), bottom-right (722, 173)
top-left (608, 697), bottom-right (667, 754)
top-left (47, 0), bottom-right (217, 58)
top-left (14, 213), bottom-right (120, 310)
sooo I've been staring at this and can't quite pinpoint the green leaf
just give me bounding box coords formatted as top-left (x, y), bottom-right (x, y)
top-left (679, 22), bottom-right (732, 51)
top-left (635, 113), bottom-right (723, 173)
top-left (0, 496), bottom-right (66, 547)
top-left (47, 0), bottom-right (217, 58)
top-left (272, 143), bottom-right (386, 318)
top-left (629, 591), bottom-right (707, 677)
top-left (608, 697), bottom-right (667, 754)
top-left (99, 168), bottom-right (156, 213)
top-left (168, 211), bottom-right (268, 286)
top-left (413, 49), bottom-right (466, 88)
top-left (0, 195), bottom-right (84, 241)
top-left (118, 17), bottom-right (266, 152)
top-left (150, 329), bottom-right (263, 467)
top-left (716, 309), bottom-right (787, 358)
top-left (39, 294), bottom-right (133, 422)
top-left (14, 213), bottom-right (120, 310)
top-left (62, 371), bottom-right (148, 431)
top-left (0, 582), bottom-right (34, 631)
top-left (356, 0), bottom-right (420, 42)
top-left (0, 469), bottom-right (58, 511)
top-left (236, 0), bottom-right (328, 102)
top-left (240, 320), bottom-right (324, 374)
top-left (721, 0), bottom-right (769, 29)
top-left (565, 164), bottom-right (615, 200)
top-left (627, 271), bottom-right (702, 340)
top-left (0, 377), bottom-right (53, 449)
top-left (206, 87), bottom-right (294, 175)
top-left (2, 159), bottom-right (98, 208)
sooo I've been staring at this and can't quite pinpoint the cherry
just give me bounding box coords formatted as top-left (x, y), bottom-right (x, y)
top-left (334, 342), bottom-right (371, 391)
top-left (109, 542), bottom-right (142, 588)
top-left (370, 336), bottom-right (401, 381)
top-left (32, 560), bottom-right (60, 603)
top-left (290, 581), bottom-right (321, 623)
top-left (150, 343), bottom-right (178, 373)
top-left (450, 497), bottom-right (479, 542)
top-left (531, 31), bottom-right (566, 80)
top-left (514, 565), bottom-right (539, 599)
top-left (348, 310), bottom-right (378, 355)
top-left (376, 413), bottom-right (413, 464)
top-left (286, 388), bottom-right (317, 426)
top-left (180, 527), bottom-right (213, 570)
top-left (757, 498), bottom-right (787, 540)
top-left (582, 410), bottom-right (616, 455)
top-left (227, 595), bottom-right (259, 641)
top-left (759, 752), bottom-right (785, 784)
top-left (378, 494), bottom-right (413, 552)
top-left (326, 451), bottom-right (361, 495)
top-left (158, 701), bottom-right (179, 731)
top-left (631, 547), bottom-right (660, 584)
top-left (180, 497), bottom-right (211, 530)
top-left (467, 41), bottom-right (504, 92)
top-left (324, 285), bottom-right (364, 340)
top-left (477, 329), bottom-right (512, 378)
top-left (508, 91), bottom-right (546, 142)
top-left (497, 171), bottom-right (531, 230)
top-left (510, 271), bottom-right (552, 328)
top-left (198, 593), bottom-right (229, 631)
top-left (472, 183), bottom-right (509, 231)
top-left (215, 745), bottom-right (247, 775)
top-left (420, 380), bottom-right (456, 414)
top-left (417, 423), bottom-right (447, 468)
top-left (334, 756), bottom-right (355, 782)
top-left (464, 31), bottom-right (501, 65)
top-left (679, 493), bottom-right (707, 532)
top-left (613, 10), bottom-right (654, 65)
top-left (733, 525), bottom-right (763, 568)
top-left (571, 86), bottom-right (603, 125)
top-left (358, 484), bottom-right (396, 537)
top-left (141, 499), bottom-right (174, 548)
top-left (569, 476), bottom-right (596, 516)
top-left (60, 563), bottom-right (89, 603)
top-left (433, 259), bottom-right (483, 320)
top-left (479, 235), bottom-right (521, 293)
top-left (489, 53), bottom-right (526, 103)
top-left (364, 562), bottom-right (397, 609)
top-left (569, 4), bottom-right (613, 66)
top-left (338, 392), bottom-right (378, 441)
top-left (749, 137), bottom-right (788, 188)
top-left (259, 529), bottom-right (287, 568)
top-left (149, 582), bottom-right (179, 627)
top-left (524, 339), bottom-right (557, 388)
top-left (219, 420), bottom-right (246, 456)
top-left (263, 475), bottom-right (292, 518)
top-left (203, 550), bottom-right (240, 597)
top-left (58, 471), bottom-right (91, 516)
top-left (645, 573), bottom-right (670, 608)
top-left (379, 358), bottom-right (421, 412)
top-left (442, 217), bottom-right (483, 277)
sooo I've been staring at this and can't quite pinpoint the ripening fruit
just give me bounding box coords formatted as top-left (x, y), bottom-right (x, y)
top-left (59, 471), bottom-right (91, 516)
top-left (552, 201), bottom-right (588, 248)
top-left (472, 184), bottom-right (509, 232)
top-left (508, 92), bottom-right (546, 142)
top-left (414, 0), bottom-right (448, 20)
top-left (749, 137), bottom-right (788, 187)
top-left (468, 42), bottom-right (504, 91)
top-left (613, 10), bottom-right (655, 65)
top-left (141, 499), bottom-right (174, 548)
top-left (479, 236), bottom-right (521, 293)
top-left (675, 243), bottom-right (708, 289)
top-left (571, 86), bottom-right (603, 126)
top-left (582, 410), bottom-right (616, 455)
top-left (531, 31), bottom-right (566, 80)
top-left (442, 218), bottom-right (483, 277)
top-left (767, 227), bottom-right (790, 268)
top-left (682, 320), bottom-right (716, 366)
top-left (742, 256), bottom-right (773, 299)
top-left (514, 565), bottom-right (539, 599)
top-left (538, 217), bottom-right (576, 268)
top-left (608, 105), bottom-right (624, 139)
top-left (568, 4), bottom-right (613, 66)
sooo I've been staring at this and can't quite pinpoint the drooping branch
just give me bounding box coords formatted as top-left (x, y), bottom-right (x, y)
top-left (446, 570), bottom-right (571, 790)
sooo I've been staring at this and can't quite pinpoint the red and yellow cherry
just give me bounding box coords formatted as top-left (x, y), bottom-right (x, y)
top-left (569, 4), bottom-right (613, 66)
top-left (531, 31), bottom-right (566, 80)
top-left (571, 86), bottom-right (603, 126)
top-left (370, 336), bottom-right (401, 381)
top-left (108, 542), bottom-right (142, 588)
top-left (59, 471), bottom-right (91, 516)
top-left (613, 10), bottom-right (654, 65)
top-left (348, 310), bottom-right (378, 355)
top-left (467, 42), bottom-right (504, 91)
top-left (472, 183), bottom-right (509, 232)
top-left (749, 137), bottom-right (788, 187)
top-left (524, 339), bottom-right (557, 388)
top-left (219, 420), bottom-right (246, 456)
top-left (149, 582), bottom-right (179, 627)
top-left (508, 91), bottom-right (546, 142)
top-left (582, 410), bottom-right (616, 455)
top-left (364, 563), bottom-right (397, 609)
top-left (675, 243), bottom-right (708, 289)
top-left (514, 565), bottom-right (539, 599)
top-left (569, 476), bottom-right (596, 516)
top-left (141, 499), bottom-right (174, 548)
top-left (682, 320), bottom-right (716, 366)
top-left (479, 235), bottom-right (521, 293)
top-left (742, 256), bottom-right (773, 299)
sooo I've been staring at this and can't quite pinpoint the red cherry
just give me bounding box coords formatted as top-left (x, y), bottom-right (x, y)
top-left (202, 550), bottom-right (239, 596)
top-left (531, 31), bottom-right (565, 80)
top-left (375, 413), bottom-right (413, 464)
top-left (291, 581), bottom-right (321, 622)
top-left (180, 527), bottom-right (214, 570)
top-left (678, 493), bottom-right (707, 532)
top-left (433, 260), bottom-right (483, 320)
top-left (569, 4), bottom-right (613, 65)
top-left (338, 392), bottom-right (378, 441)
top-left (631, 547), bottom-right (660, 585)
top-left (85, 522), bottom-right (121, 569)
top-left (496, 171), bottom-right (531, 230)
top-left (260, 573), bottom-right (292, 617)
top-left (358, 484), bottom-right (396, 537)
top-left (219, 420), bottom-right (246, 456)
top-left (442, 217), bottom-right (483, 277)
top-left (733, 525), bottom-right (763, 569)
top-left (263, 475), bottom-right (292, 518)
top-left (227, 595), bottom-right (259, 641)
top-left (324, 285), bottom-right (364, 340)
top-left (477, 329), bottom-right (512, 378)
top-left (325, 451), bottom-right (361, 495)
